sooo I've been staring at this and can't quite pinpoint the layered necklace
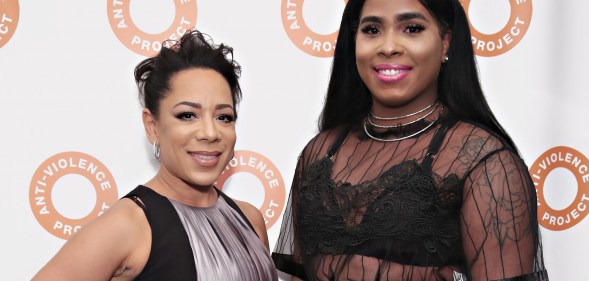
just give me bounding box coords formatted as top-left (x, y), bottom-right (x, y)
top-left (363, 101), bottom-right (443, 142)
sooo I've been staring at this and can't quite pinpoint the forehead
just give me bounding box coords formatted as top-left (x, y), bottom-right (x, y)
top-left (360, 0), bottom-right (431, 18)
top-left (165, 68), bottom-right (233, 104)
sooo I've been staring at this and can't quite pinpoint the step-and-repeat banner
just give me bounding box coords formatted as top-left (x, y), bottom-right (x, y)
top-left (1, 1), bottom-right (586, 280)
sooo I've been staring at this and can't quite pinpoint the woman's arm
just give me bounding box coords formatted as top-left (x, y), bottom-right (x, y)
top-left (31, 199), bottom-right (150, 281)
top-left (461, 149), bottom-right (545, 281)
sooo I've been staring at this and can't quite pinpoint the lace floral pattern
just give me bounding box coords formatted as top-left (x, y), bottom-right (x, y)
top-left (273, 116), bottom-right (548, 281)
top-left (299, 158), bottom-right (463, 266)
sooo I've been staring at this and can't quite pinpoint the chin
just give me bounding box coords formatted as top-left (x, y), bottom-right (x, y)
top-left (190, 173), bottom-right (222, 188)
top-left (188, 180), bottom-right (216, 189)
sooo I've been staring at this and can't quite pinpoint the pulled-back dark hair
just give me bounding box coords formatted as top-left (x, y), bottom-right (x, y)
top-left (135, 30), bottom-right (242, 119)
top-left (319, 0), bottom-right (517, 150)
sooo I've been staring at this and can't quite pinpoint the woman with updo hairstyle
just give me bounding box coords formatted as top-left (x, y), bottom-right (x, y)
top-left (272, 0), bottom-right (548, 280)
top-left (33, 30), bottom-right (278, 281)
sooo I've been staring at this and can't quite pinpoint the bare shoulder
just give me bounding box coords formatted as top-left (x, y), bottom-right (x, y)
top-left (32, 198), bottom-right (151, 281)
top-left (233, 199), bottom-right (265, 229)
top-left (86, 197), bottom-right (150, 242)
top-left (233, 199), bottom-right (269, 248)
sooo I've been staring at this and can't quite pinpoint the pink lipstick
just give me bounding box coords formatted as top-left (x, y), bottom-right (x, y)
top-left (374, 64), bottom-right (411, 83)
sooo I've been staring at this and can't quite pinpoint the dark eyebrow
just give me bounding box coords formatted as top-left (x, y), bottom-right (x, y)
top-left (215, 104), bottom-right (234, 111)
top-left (172, 101), bottom-right (234, 111)
top-left (173, 101), bottom-right (201, 109)
top-left (359, 16), bottom-right (383, 25)
top-left (359, 12), bottom-right (427, 25)
top-left (396, 12), bottom-right (427, 22)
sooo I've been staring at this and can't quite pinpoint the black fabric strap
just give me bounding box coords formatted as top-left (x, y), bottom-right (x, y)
top-left (326, 126), bottom-right (352, 159)
top-left (122, 185), bottom-right (197, 281)
top-left (272, 253), bottom-right (308, 280)
top-left (128, 195), bottom-right (146, 212)
top-left (422, 115), bottom-right (458, 170)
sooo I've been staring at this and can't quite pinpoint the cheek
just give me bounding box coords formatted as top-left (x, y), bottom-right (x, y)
top-left (412, 44), bottom-right (442, 68)
top-left (425, 38), bottom-right (445, 59)
top-left (355, 42), bottom-right (369, 64)
top-left (355, 47), bottom-right (371, 77)
top-left (166, 127), bottom-right (193, 144)
top-left (222, 127), bottom-right (237, 145)
top-left (156, 125), bottom-right (173, 146)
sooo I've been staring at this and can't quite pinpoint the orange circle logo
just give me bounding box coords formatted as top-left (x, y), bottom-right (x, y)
top-left (107, 0), bottom-right (197, 56)
top-left (0, 0), bottom-right (19, 48)
top-left (281, 0), bottom-right (347, 58)
top-left (216, 150), bottom-right (286, 229)
top-left (29, 152), bottom-right (119, 239)
top-left (530, 146), bottom-right (589, 231)
top-left (460, 0), bottom-right (532, 57)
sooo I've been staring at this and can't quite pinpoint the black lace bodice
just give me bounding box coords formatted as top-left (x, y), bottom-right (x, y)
top-left (273, 115), bottom-right (548, 281)
top-left (298, 157), bottom-right (464, 267)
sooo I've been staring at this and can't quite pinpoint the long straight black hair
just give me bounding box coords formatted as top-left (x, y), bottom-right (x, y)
top-left (318, 0), bottom-right (518, 150)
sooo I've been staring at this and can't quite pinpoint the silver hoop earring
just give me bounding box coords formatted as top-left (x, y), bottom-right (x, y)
top-left (152, 140), bottom-right (160, 159)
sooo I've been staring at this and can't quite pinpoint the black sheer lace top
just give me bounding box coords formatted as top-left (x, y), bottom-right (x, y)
top-left (272, 114), bottom-right (548, 281)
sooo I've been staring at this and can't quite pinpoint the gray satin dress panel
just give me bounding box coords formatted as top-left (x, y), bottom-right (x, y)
top-left (170, 195), bottom-right (278, 281)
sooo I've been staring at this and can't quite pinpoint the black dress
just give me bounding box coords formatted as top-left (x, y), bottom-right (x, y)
top-left (124, 185), bottom-right (278, 281)
top-left (272, 114), bottom-right (548, 281)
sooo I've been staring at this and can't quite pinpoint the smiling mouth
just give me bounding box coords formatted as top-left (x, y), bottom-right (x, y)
top-left (190, 153), bottom-right (218, 160)
top-left (189, 152), bottom-right (221, 167)
top-left (377, 69), bottom-right (409, 76)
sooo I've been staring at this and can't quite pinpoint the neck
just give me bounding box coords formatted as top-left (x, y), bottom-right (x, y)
top-left (370, 99), bottom-right (439, 126)
top-left (363, 104), bottom-right (445, 142)
top-left (145, 168), bottom-right (218, 207)
top-left (370, 92), bottom-right (438, 120)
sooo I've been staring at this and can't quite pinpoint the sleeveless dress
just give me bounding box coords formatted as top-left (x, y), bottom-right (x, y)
top-left (273, 114), bottom-right (548, 280)
top-left (123, 185), bottom-right (278, 281)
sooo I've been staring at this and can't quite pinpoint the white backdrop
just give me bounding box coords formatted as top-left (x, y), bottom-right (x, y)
top-left (1, 1), bottom-right (587, 280)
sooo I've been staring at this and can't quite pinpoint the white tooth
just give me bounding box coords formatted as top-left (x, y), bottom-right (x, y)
top-left (193, 154), bottom-right (216, 160)
top-left (380, 69), bottom-right (404, 76)
top-left (380, 69), bottom-right (407, 76)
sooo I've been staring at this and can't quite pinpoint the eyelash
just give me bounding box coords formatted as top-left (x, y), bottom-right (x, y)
top-left (176, 112), bottom-right (196, 120)
top-left (405, 24), bottom-right (425, 33)
top-left (359, 23), bottom-right (426, 35)
top-left (360, 25), bottom-right (380, 35)
top-left (175, 112), bottom-right (235, 124)
top-left (217, 114), bottom-right (235, 124)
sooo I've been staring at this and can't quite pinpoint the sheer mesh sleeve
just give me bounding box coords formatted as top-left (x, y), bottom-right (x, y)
top-left (273, 131), bottom-right (337, 280)
top-left (272, 153), bottom-right (307, 278)
top-left (461, 148), bottom-right (548, 281)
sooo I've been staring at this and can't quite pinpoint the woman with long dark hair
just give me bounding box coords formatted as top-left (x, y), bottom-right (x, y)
top-left (272, 0), bottom-right (548, 280)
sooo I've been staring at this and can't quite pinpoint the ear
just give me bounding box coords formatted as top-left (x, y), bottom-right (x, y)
top-left (441, 31), bottom-right (452, 63)
top-left (142, 109), bottom-right (158, 144)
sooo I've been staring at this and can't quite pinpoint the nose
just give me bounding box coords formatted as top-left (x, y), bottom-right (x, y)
top-left (379, 31), bottom-right (401, 57)
top-left (195, 116), bottom-right (220, 142)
